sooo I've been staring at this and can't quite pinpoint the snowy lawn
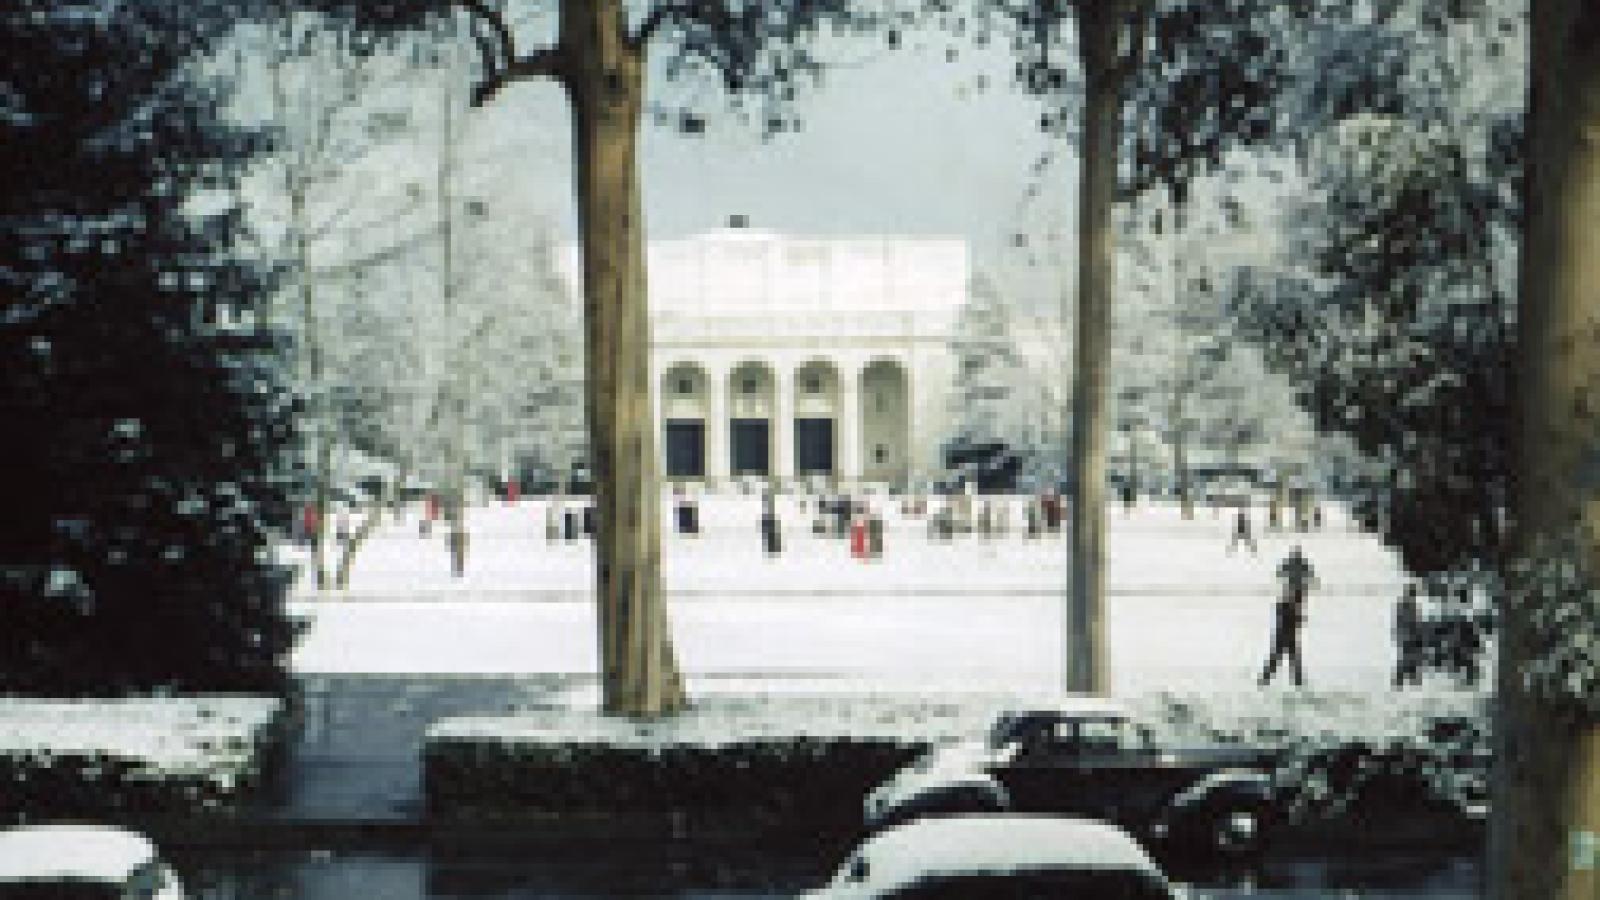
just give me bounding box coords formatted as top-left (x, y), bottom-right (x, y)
top-left (311, 496), bottom-right (1402, 598)
top-left (0, 696), bottom-right (288, 817)
top-left (292, 498), bottom-right (1426, 695)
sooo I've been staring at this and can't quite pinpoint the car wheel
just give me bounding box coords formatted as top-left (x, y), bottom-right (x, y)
top-left (1210, 805), bottom-right (1265, 858)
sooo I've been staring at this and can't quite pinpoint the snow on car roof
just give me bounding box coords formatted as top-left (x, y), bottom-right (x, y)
top-left (1004, 695), bottom-right (1133, 720)
top-left (0, 825), bottom-right (156, 882)
top-left (847, 814), bottom-right (1163, 891)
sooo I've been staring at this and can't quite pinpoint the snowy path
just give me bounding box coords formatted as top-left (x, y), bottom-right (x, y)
top-left (290, 498), bottom-right (1415, 694)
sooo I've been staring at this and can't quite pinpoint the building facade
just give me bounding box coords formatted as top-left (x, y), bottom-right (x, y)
top-left (562, 227), bottom-right (967, 490)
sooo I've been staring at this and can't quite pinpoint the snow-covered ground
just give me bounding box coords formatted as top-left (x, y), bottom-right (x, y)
top-left (290, 497), bottom-right (1437, 696)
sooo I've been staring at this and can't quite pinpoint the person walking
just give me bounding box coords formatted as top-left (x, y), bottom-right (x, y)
top-left (1228, 507), bottom-right (1257, 554)
top-left (1393, 583), bottom-right (1424, 688)
top-left (1259, 545), bottom-right (1317, 687)
top-left (545, 496), bottom-right (562, 542)
top-left (760, 491), bottom-right (781, 555)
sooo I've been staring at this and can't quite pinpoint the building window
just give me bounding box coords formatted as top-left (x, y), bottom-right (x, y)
top-left (804, 375), bottom-right (822, 395)
top-left (874, 444), bottom-right (887, 464)
top-left (677, 377), bottom-right (694, 396)
top-left (742, 376), bottom-right (758, 395)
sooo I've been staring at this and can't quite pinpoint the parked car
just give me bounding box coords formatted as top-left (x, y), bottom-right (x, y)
top-left (805, 813), bottom-right (1181, 899)
top-left (863, 698), bottom-right (1280, 859)
top-left (0, 825), bottom-right (184, 899)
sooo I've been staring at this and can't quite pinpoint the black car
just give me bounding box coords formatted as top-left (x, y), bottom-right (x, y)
top-left (863, 698), bottom-right (1281, 859)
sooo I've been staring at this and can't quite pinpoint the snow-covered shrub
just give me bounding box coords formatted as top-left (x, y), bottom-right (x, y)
top-left (1500, 532), bottom-right (1600, 718)
top-left (0, 697), bottom-right (289, 822)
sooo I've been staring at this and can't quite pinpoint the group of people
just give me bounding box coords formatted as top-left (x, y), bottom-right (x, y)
top-left (1227, 494), bottom-right (1329, 555)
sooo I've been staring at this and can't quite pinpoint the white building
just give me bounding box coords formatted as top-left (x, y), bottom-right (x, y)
top-left (561, 227), bottom-right (967, 490)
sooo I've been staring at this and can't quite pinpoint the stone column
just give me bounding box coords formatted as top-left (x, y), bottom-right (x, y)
top-left (839, 366), bottom-right (861, 487)
top-left (774, 367), bottom-right (795, 490)
top-left (707, 367), bottom-right (730, 489)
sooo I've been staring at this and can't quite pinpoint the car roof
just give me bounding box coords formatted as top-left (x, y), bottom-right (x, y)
top-left (846, 814), bottom-right (1165, 892)
top-left (0, 826), bottom-right (156, 882)
top-left (1003, 696), bottom-right (1133, 721)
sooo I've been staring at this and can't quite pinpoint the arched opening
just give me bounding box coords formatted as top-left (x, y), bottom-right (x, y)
top-left (793, 360), bottom-right (841, 482)
top-left (661, 363), bottom-right (709, 480)
top-left (860, 358), bottom-right (910, 485)
top-left (727, 361), bottom-right (776, 478)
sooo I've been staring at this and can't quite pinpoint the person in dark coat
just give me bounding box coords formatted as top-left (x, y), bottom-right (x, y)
top-left (1393, 583), bottom-right (1424, 688)
top-left (1260, 545), bottom-right (1317, 687)
top-left (1228, 507), bottom-right (1257, 554)
top-left (761, 491), bottom-right (781, 555)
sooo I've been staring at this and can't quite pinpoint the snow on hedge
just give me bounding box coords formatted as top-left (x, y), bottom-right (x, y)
top-left (424, 687), bottom-right (1491, 826)
top-left (426, 686), bottom-right (1487, 751)
top-left (0, 696), bottom-right (285, 793)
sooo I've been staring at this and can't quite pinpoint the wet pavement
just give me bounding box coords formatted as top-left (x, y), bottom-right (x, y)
top-left (278, 675), bottom-right (574, 821)
top-left (168, 846), bottom-right (1482, 898)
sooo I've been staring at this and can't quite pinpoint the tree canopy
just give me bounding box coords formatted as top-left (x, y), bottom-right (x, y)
top-left (0, 2), bottom-right (297, 692)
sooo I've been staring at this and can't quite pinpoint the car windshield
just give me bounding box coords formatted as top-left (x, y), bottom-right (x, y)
top-left (886, 870), bottom-right (1170, 899)
top-left (988, 713), bottom-right (1146, 752)
top-left (0, 884), bottom-right (124, 900)
top-left (1077, 717), bottom-right (1145, 753)
top-left (987, 713), bottom-right (1025, 747)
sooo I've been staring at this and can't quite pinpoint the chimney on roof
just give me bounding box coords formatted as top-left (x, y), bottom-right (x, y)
top-left (727, 214), bottom-right (749, 229)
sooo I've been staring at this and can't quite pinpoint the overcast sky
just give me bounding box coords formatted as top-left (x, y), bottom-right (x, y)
top-left (465, 30), bottom-right (1075, 306)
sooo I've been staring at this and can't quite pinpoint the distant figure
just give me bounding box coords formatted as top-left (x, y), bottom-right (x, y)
top-left (545, 497), bottom-right (562, 542)
top-left (1259, 545), bottom-right (1317, 687)
top-left (1441, 584), bottom-right (1484, 688)
top-left (760, 492), bottom-right (781, 555)
top-left (301, 502), bottom-right (321, 546)
top-left (1393, 583), bottom-right (1424, 688)
top-left (421, 493), bottom-right (439, 537)
top-left (1042, 493), bottom-right (1063, 532)
top-left (866, 510), bottom-right (885, 558)
top-left (1228, 508), bottom-right (1257, 555)
top-left (676, 491), bottom-right (699, 536)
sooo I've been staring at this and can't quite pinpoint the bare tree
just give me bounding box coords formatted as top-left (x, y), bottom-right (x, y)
top-left (234, 12), bottom-right (426, 588)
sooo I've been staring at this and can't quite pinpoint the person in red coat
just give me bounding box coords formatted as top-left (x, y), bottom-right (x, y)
top-left (301, 502), bottom-right (320, 544)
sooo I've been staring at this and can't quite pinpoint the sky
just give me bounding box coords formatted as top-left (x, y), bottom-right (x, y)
top-left (225, 10), bottom-right (1294, 318)
top-left (464, 28), bottom-right (1075, 306)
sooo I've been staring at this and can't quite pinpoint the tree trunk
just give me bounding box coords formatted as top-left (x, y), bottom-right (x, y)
top-left (564, 1), bottom-right (685, 717)
top-left (1066, 0), bottom-right (1126, 696)
top-left (438, 48), bottom-right (469, 581)
top-left (273, 37), bottom-right (330, 592)
top-left (1492, 3), bottom-right (1600, 896)
top-left (1173, 389), bottom-right (1191, 520)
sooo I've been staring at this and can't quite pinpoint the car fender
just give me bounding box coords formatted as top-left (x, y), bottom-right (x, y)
top-left (1158, 769), bottom-right (1275, 835)
top-left (1173, 769), bottom-right (1273, 807)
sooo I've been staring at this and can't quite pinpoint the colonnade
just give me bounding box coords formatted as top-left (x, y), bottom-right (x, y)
top-left (657, 357), bottom-right (911, 488)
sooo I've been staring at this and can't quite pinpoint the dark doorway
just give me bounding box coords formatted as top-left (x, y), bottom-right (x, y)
top-left (730, 418), bottom-right (770, 476)
top-left (795, 417), bottom-right (835, 476)
top-left (665, 419), bottom-right (705, 478)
